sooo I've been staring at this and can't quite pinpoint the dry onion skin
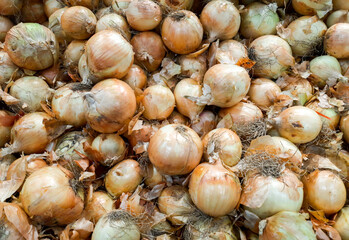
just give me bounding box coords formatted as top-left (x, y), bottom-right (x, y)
top-left (292, 0), bottom-right (332, 18)
top-left (178, 54), bottom-right (207, 82)
top-left (95, 13), bottom-right (131, 41)
top-left (0, 50), bottom-right (19, 86)
top-left (282, 78), bottom-right (313, 105)
top-left (213, 39), bottom-right (248, 65)
top-left (0, 0), bottom-right (23, 15)
top-left (0, 111), bottom-right (14, 148)
top-left (4, 23), bottom-right (59, 71)
top-left (20, 166), bottom-right (84, 225)
top-left (161, 10), bottom-right (203, 54)
top-left (307, 100), bottom-right (340, 130)
top-left (84, 191), bottom-right (115, 223)
top-left (326, 10), bottom-right (349, 27)
top-left (248, 78), bottom-right (281, 110)
top-left (333, 0), bottom-right (349, 10)
top-left (324, 23), bottom-right (349, 59)
top-left (122, 64), bottom-right (147, 90)
top-left (148, 124), bottom-right (203, 175)
top-left (191, 110), bottom-right (217, 137)
top-left (21, 0), bottom-right (47, 24)
top-left (48, 7), bottom-right (73, 45)
top-left (158, 0), bottom-right (193, 10)
top-left (44, 0), bottom-right (65, 17)
top-left (0, 16), bottom-right (13, 42)
top-left (333, 207), bottom-right (349, 240)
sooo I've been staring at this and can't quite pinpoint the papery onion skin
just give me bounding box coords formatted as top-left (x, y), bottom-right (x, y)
top-left (0, 111), bottom-right (14, 148)
top-left (0, 16), bottom-right (13, 42)
top-left (44, 0), bottom-right (64, 17)
top-left (282, 78), bottom-right (313, 105)
top-left (248, 78), bottom-right (281, 110)
top-left (126, 0), bottom-right (162, 31)
top-left (48, 7), bottom-right (73, 45)
top-left (307, 100), bottom-right (340, 129)
top-left (263, 0), bottom-right (290, 7)
top-left (20, 166), bottom-right (84, 225)
top-left (26, 159), bottom-right (48, 175)
top-left (21, 0), bottom-right (47, 24)
top-left (333, 207), bottom-right (349, 240)
top-left (189, 162), bottom-right (241, 217)
top-left (126, 119), bottom-right (158, 148)
top-left (96, 13), bottom-right (131, 41)
top-left (144, 163), bottom-right (165, 187)
top-left (292, 0), bottom-right (332, 18)
top-left (63, 40), bottom-right (86, 69)
top-left (178, 54), bottom-right (207, 82)
top-left (148, 124), bottom-right (203, 175)
top-left (333, 0), bottom-right (349, 10)
top-left (0, 0), bottom-right (23, 15)
top-left (326, 10), bottom-right (349, 27)
top-left (0, 51), bottom-right (19, 86)
top-left (214, 39), bottom-right (248, 65)
top-left (340, 115), bottom-right (349, 143)
top-left (4, 23), bottom-right (59, 71)
top-left (122, 64), bottom-right (147, 90)
top-left (324, 23), bottom-right (349, 59)
top-left (85, 191), bottom-right (114, 223)
top-left (95, 7), bottom-right (115, 19)
top-left (190, 110), bottom-right (217, 137)
top-left (302, 170), bottom-right (346, 215)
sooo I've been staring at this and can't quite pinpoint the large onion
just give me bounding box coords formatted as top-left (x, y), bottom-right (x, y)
top-left (0, 0), bottom-right (23, 15)
top-left (84, 191), bottom-right (114, 223)
top-left (96, 13), bottom-right (131, 41)
top-left (248, 78), bottom-right (281, 110)
top-left (0, 16), bottom-right (13, 42)
top-left (292, 0), bottom-right (332, 18)
top-left (333, 207), bottom-right (349, 240)
top-left (324, 23), bottom-right (349, 59)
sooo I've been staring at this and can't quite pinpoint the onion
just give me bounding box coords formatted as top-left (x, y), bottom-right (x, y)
top-left (122, 64), bottom-right (147, 90)
top-left (292, 0), bottom-right (332, 18)
top-left (189, 162), bottom-right (241, 217)
top-left (48, 7), bottom-right (73, 45)
top-left (333, 207), bottom-right (349, 240)
top-left (26, 158), bottom-right (47, 175)
top-left (0, 16), bottom-right (13, 42)
top-left (248, 78), bottom-right (281, 110)
top-left (0, 0), bottom-right (23, 15)
top-left (20, 166), bottom-right (84, 225)
top-left (63, 0), bottom-right (99, 10)
top-left (302, 170), bottom-right (346, 215)
top-left (61, 6), bottom-right (97, 40)
top-left (262, 0), bottom-right (290, 7)
top-left (78, 53), bottom-right (99, 84)
top-left (126, 0), bottom-right (162, 31)
top-left (85, 30), bottom-right (134, 80)
top-left (274, 106), bottom-right (322, 144)
top-left (278, 16), bottom-right (327, 57)
top-left (144, 163), bottom-right (165, 187)
top-left (10, 76), bottom-right (52, 112)
top-left (92, 210), bottom-right (140, 240)
top-left (212, 39), bottom-right (248, 65)
top-left (148, 124), bottom-right (203, 175)
top-left (200, 0), bottom-right (240, 42)
top-left (178, 54), bottom-right (207, 82)
top-left (259, 211), bottom-right (316, 240)
top-left (105, 159), bottom-right (143, 198)
top-left (21, 0), bottom-right (47, 23)
top-left (142, 85), bottom-right (175, 120)
top-left (249, 35), bottom-right (295, 79)
top-left (126, 119), bottom-right (158, 148)
top-left (333, 0), bottom-right (349, 10)
top-left (325, 23), bottom-right (349, 59)
top-left (326, 10), bottom-right (349, 27)
top-left (240, 2), bottom-right (279, 39)
top-left (0, 154), bottom-right (15, 181)
top-left (63, 40), bottom-right (85, 69)
top-left (85, 79), bottom-right (137, 133)
top-left (6, 155), bottom-right (47, 177)
top-left (158, 0), bottom-right (193, 10)
top-left (52, 83), bottom-right (89, 127)
top-left (44, 0), bottom-right (64, 17)
top-left (161, 10), bottom-right (203, 54)
top-left (85, 191), bottom-right (114, 223)
top-left (0, 51), bottom-right (19, 86)
top-left (282, 78), bottom-right (313, 105)
top-left (307, 100), bottom-right (340, 129)
top-left (0, 111), bottom-right (14, 148)
top-left (4, 23), bottom-right (59, 71)
top-left (340, 115), bottom-right (349, 143)
top-left (95, 6), bottom-right (114, 19)
top-left (191, 110), bottom-right (217, 137)
top-left (219, 102), bottom-right (263, 126)
top-left (96, 13), bottom-right (131, 41)
top-left (131, 31), bottom-right (166, 72)
top-left (339, 58), bottom-right (349, 76)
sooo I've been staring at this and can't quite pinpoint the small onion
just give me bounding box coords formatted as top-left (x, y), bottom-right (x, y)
top-left (131, 31), bottom-right (166, 72)
top-left (84, 191), bottom-right (114, 223)
top-left (48, 7), bottom-right (73, 45)
top-left (0, 51), bottom-right (19, 85)
top-left (0, 0), bottom-right (23, 15)
top-left (248, 78), bottom-right (281, 110)
top-left (324, 23), bottom-right (349, 59)
top-left (0, 16), bottom-right (13, 42)
top-left (126, 0), bottom-right (162, 31)
top-left (190, 110), bottom-right (217, 137)
top-left (302, 170), bottom-right (346, 215)
top-left (213, 39), bottom-right (248, 65)
top-left (200, 0), bottom-right (240, 42)
top-left (307, 100), bottom-right (340, 129)
top-left (105, 159), bottom-right (143, 198)
top-left (240, 2), bottom-right (279, 39)
top-left (340, 115), bottom-right (349, 143)
top-left (52, 83), bottom-right (90, 127)
top-left (333, 207), bottom-right (349, 240)
top-left (189, 162), bottom-right (241, 217)
top-left (20, 166), bottom-right (84, 225)
top-left (122, 64), bottom-right (147, 90)
top-left (142, 85), bottom-right (175, 120)
top-left (7, 155), bottom-right (48, 177)
top-left (158, 0), bottom-right (194, 10)
top-left (96, 13), bottom-right (131, 41)
top-left (161, 10), bottom-right (203, 54)
top-left (26, 158), bottom-right (47, 175)
top-left (44, 0), bottom-right (64, 17)
top-left (178, 54), bottom-right (207, 82)
top-left (249, 35), bottom-right (295, 79)
top-left (326, 10), bottom-right (349, 27)
top-left (148, 124), bottom-right (203, 175)
top-left (21, 0), bottom-right (47, 23)
top-left (144, 163), bottom-right (165, 187)
top-left (292, 0), bottom-right (332, 18)
top-left (282, 78), bottom-right (313, 105)
top-left (85, 79), bottom-right (137, 133)
top-left (274, 106), bottom-right (322, 144)
top-left (0, 111), bottom-right (14, 148)
top-left (63, 40), bottom-right (86, 69)
top-left (63, 0), bottom-right (99, 10)
top-left (61, 6), bottom-right (97, 40)
top-left (4, 23), bottom-right (59, 71)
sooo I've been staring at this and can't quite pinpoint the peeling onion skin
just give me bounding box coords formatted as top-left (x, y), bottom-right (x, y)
top-left (4, 23), bottom-right (59, 71)
top-left (20, 166), bottom-right (84, 226)
top-left (0, 0), bottom-right (23, 15)
top-left (126, 0), bottom-right (162, 31)
top-left (324, 23), bottom-right (349, 59)
top-left (178, 54), bottom-right (207, 82)
top-left (48, 7), bottom-right (73, 45)
top-left (191, 110), bottom-right (217, 137)
top-left (189, 162), bottom-right (241, 217)
top-left (0, 16), bottom-right (13, 42)
top-left (302, 170), bottom-right (346, 215)
top-left (248, 78), bottom-right (281, 110)
top-left (63, 40), bottom-right (86, 69)
top-left (292, 0), bottom-right (332, 18)
top-left (334, 207), bottom-right (349, 240)
top-left (0, 51), bottom-right (19, 86)
top-left (96, 13), bottom-right (131, 41)
top-left (44, 0), bottom-right (65, 17)
top-left (84, 191), bottom-right (115, 223)
top-left (326, 10), bottom-right (349, 27)
top-left (340, 115), bottom-right (349, 143)
top-left (307, 100), bottom-right (340, 129)
top-left (148, 124), bottom-right (203, 175)
top-left (213, 39), bottom-right (248, 65)
top-left (0, 111), bottom-right (13, 148)
top-left (333, 0), bottom-right (349, 10)
top-left (122, 64), bottom-right (147, 90)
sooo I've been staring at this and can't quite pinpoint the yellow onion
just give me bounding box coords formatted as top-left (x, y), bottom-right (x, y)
top-left (126, 119), bottom-right (159, 149)
top-left (84, 191), bottom-right (114, 223)
top-left (259, 211), bottom-right (316, 240)
top-left (278, 16), bottom-right (327, 57)
top-left (0, 51), bottom-right (20, 85)
top-left (200, 0), bottom-right (240, 42)
top-left (161, 10), bottom-right (203, 54)
top-left (0, 155), bottom-right (15, 181)
top-left (158, 0), bottom-right (193, 10)
top-left (0, 0), bottom-right (23, 15)
top-left (26, 158), bottom-right (47, 175)
top-left (142, 85), bottom-right (175, 120)
top-left (191, 110), bottom-right (217, 137)
top-left (0, 16), bottom-right (13, 42)
top-left (202, 128), bottom-right (242, 167)
top-left (4, 23), bottom-right (59, 70)
top-left (249, 35), bottom-right (295, 79)
top-left (96, 13), bottom-right (131, 41)
top-left (174, 78), bottom-right (204, 121)
top-left (105, 159), bottom-right (143, 198)
top-left (274, 106), bottom-right (322, 144)
top-left (302, 170), bottom-right (346, 215)
top-left (85, 30), bottom-right (134, 80)
top-left (307, 100), bottom-right (340, 129)
top-left (212, 39), bottom-right (248, 65)
top-left (333, 207), bottom-right (349, 240)
top-left (20, 166), bottom-right (84, 225)
top-left (21, 0), bottom-right (47, 23)
top-left (326, 10), bottom-right (349, 27)
top-left (63, 0), bottom-right (99, 10)
top-left (168, 111), bottom-right (189, 125)
top-left (178, 54), bottom-right (207, 82)
top-left (44, 0), bottom-right (64, 17)
top-left (340, 115), bottom-right (349, 143)
top-left (10, 76), bottom-right (53, 112)
top-left (6, 155), bottom-right (47, 177)
top-left (339, 58), bottom-right (349, 76)
top-left (85, 79), bottom-right (136, 133)
top-left (0, 111), bottom-right (14, 148)
top-left (282, 78), bottom-right (313, 105)
top-left (78, 53), bottom-right (99, 84)
top-left (91, 210), bottom-right (140, 240)
top-left (333, 0), bottom-right (349, 10)
top-left (126, 0), bottom-right (162, 31)
top-left (61, 6), bottom-right (97, 40)
top-left (95, 6), bottom-right (114, 19)
top-left (122, 64), bottom-right (147, 90)
top-left (148, 124), bottom-right (203, 175)
top-left (189, 162), bottom-right (241, 217)
top-left (158, 186), bottom-right (196, 225)
top-left (131, 31), bottom-right (166, 72)
top-left (219, 102), bottom-right (263, 124)
top-left (63, 40), bottom-right (85, 69)
top-left (144, 163), bottom-right (165, 187)
top-left (248, 78), bottom-right (281, 110)
top-left (240, 2), bottom-right (279, 39)
top-left (48, 7), bottom-right (73, 44)
top-left (324, 23), bottom-right (349, 59)
top-left (292, 0), bottom-right (332, 18)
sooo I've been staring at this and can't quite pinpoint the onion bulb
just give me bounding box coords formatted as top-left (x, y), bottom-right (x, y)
top-left (189, 162), bottom-right (241, 217)
top-left (274, 106), bottom-right (322, 144)
top-left (0, 0), bottom-right (23, 15)
top-left (48, 7), bottom-right (73, 44)
top-left (200, 0), bottom-right (240, 42)
top-left (302, 170), bottom-right (346, 215)
top-left (340, 115), bottom-right (349, 143)
top-left (324, 23), bottom-right (349, 59)
top-left (333, 0), bottom-right (349, 10)
top-left (282, 78), bottom-right (313, 105)
top-left (20, 166), bottom-right (84, 225)
top-left (191, 110), bottom-right (217, 137)
top-left (44, 0), bottom-right (64, 17)
top-left (178, 54), bottom-right (207, 82)
top-left (63, 40), bottom-right (86, 69)
top-left (4, 23), bottom-right (59, 71)
top-left (142, 85), bottom-right (175, 120)
top-left (21, 0), bottom-right (47, 23)
top-left (248, 78), bottom-right (281, 110)
top-left (0, 51), bottom-right (19, 85)
top-left (84, 191), bottom-right (114, 223)
top-left (168, 109), bottom-right (189, 125)
top-left (326, 10), bottom-right (349, 27)
top-left (249, 35), bottom-right (295, 79)
top-left (212, 39), bottom-right (248, 65)
top-left (126, 0), bottom-right (162, 31)
top-left (122, 64), bottom-right (147, 90)
top-left (148, 124), bottom-right (203, 175)
top-left (95, 7), bottom-right (114, 19)
top-left (307, 100), bottom-right (340, 129)
top-left (85, 79), bottom-right (137, 133)
top-left (161, 10), bottom-right (203, 54)
top-left (261, 0), bottom-right (290, 7)
top-left (63, 0), bottom-right (99, 10)
top-left (131, 31), bottom-right (166, 72)
top-left (126, 119), bottom-right (158, 148)
top-left (240, 2), bottom-right (279, 39)
top-left (96, 13), bottom-right (131, 41)
top-left (92, 210), bottom-right (140, 240)
top-left (0, 111), bottom-right (14, 148)
top-left (0, 16), bottom-right (13, 42)
top-left (105, 159), bottom-right (143, 198)
top-left (292, 0), bottom-right (332, 18)
top-left (158, 0), bottom-right (193, 10)
top-left (333, 207), bottom-right (349, 240)
top-left (144, 163), bottom-right (165, 187)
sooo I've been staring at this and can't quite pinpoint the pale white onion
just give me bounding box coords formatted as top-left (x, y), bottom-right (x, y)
top-left (248, 78), bottom-right (281, 110)
top-left (324, 23), bottom-right (349, 59)
top-left (96, 13), bottom-right (131, 41)
top-left (126, 0), bottom-right (162, 31)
